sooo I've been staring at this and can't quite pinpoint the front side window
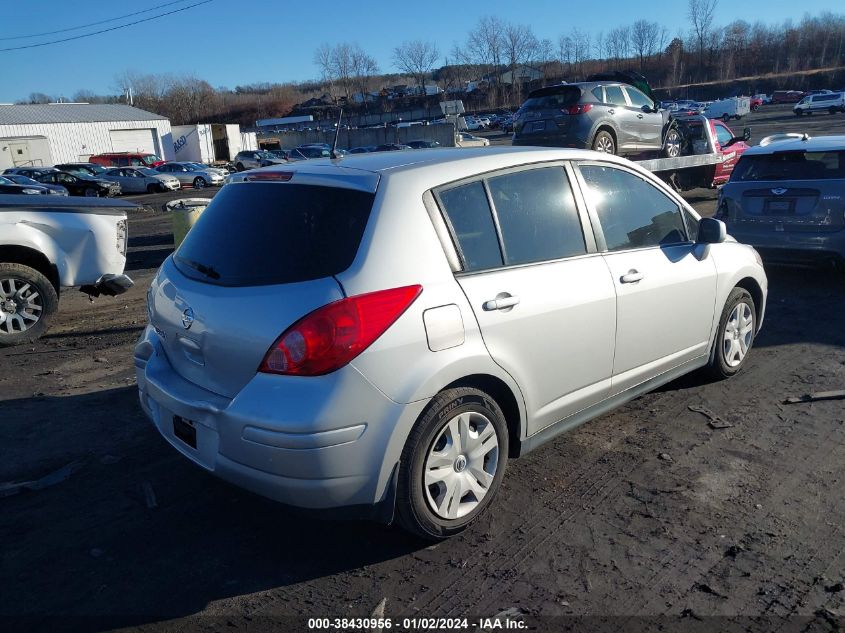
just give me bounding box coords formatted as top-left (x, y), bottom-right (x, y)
top-left (714, 123), bottom-right (734, 146)
top-left (624, 87), bottom-right (652, 109)
top-left (438, 181), bottom-right (503, 272)
top-left (578, 164), bottom-right (687, 251)
top-left (487, 167), bottom-right (586, 265)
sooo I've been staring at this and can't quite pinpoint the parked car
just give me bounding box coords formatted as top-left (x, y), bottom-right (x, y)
top-left (512, 78), bottom-right (682, 157)
top-left (671, 115), bottom-right (751, 186)
top-left (89, 152), bottom-right (165, 168)
top-left (155, 162), bottom-right (224, 188)
top-left (349, 146), bottom-right (376, 154)
top-left (374, 144), bottom-right (412, 152)
top-left (793, 92), bottom-right (844, 116)
top-left (0, 175), bottom-right (53, 195)
top-left (456, 133), bottom-right (490, 148)
top-left (3, 166), bottom-right (58, 179)
top-left (0, 195), bottom-right (135, 345)
top-left (99, 167), bottom-right (181, 193)
top-left (35, 171), bottom-right (120, 197)
top-left (716, 134), bottom-right (845, 267)
top-left (268, 149), bottom-right (305, 162)
top-left (233, 150), bottom-right (287, 171)
top-left (136, 147), bottom-right (767, 539)
top-left (770, 90), bottom-right (804, 104)
top-left (749, 96), bottom-right (763, 111)
top-left (407, 140), bottom-right (441, 149)
top-left (54, 162), bottom-right (110, 177)
top-left (1, 173), bottom-right (68, 195)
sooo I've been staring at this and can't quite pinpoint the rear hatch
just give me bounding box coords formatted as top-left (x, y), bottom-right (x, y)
top-left (724, 149), bottom-right (845, 232)
top-left (149, 175), bottom-right (377, 398)
top-left (514, 85), bottom-right (583, 137)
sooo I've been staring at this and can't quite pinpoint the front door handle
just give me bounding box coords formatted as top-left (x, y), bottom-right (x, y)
top-left (637, 113), bottom-right (644, 119)
top-left (608, 109), bottom-right (615, 115)
top-left (483, 294), bottom-right (520, 311)
top-left (620, 270), bottom-right (644, 284)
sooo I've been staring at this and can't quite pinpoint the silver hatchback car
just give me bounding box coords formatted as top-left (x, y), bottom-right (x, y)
top-left (135, 148), bottom-right (767, 539)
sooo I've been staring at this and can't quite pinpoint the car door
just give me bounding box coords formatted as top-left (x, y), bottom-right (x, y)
top-left (601, 85), bottom-right (638, 152)
top-left (123, 168), bottom-right (145, 192)
top-left (623, 86), bottom-right (663, 150)
top-left (712, 122), bottom-right (745, 184)
top-left (435, 164), bottom-right (617, 435)
top-left (575, 161), bottom-right (718, 394)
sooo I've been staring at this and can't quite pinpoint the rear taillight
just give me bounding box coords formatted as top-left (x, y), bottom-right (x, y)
top-left (258, 285), bottom-right (423, 376)
top-left (563, 103), bottom-right (593, 115)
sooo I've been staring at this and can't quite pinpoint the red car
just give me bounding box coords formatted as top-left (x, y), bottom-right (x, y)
top-left (749, 96), bottom-right (763, 111)
top-left (770, 90), bottom-right (804, 104)
top-left (673, 117), bottom-right (750, 188)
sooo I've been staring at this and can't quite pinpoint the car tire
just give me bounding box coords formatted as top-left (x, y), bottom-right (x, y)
top-left (395, 387), bottom-right (509, 540)
top-left (235, 162), bottom-right (245, 172)
top-left (795, 110), bottom-right (802, 116)
top-left (706, 287), bottom-right (756, 379)
top-left (591, 130), bottom-right (616, 155)
top-left (147, 184), bottom-right (158, 194)
top-left (83, 187), bottom-right (98, 197)
top-left (721, 113), bottom-right (731, 122)
top-left (0, 263), bottom-right (59, 347)
top-left (663, 128), bottom-right (682, 158)
top-left (192, 177), bottom-right (206, 189)
top-left (830, 107), bottom-right (838, 115)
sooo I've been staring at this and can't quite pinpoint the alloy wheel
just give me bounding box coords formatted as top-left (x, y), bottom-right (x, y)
top-left (0, 277), bottom-right (43, 334)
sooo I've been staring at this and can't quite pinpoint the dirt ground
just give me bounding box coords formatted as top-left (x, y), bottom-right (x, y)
top-left (2, 105), bottom-right (845, 632)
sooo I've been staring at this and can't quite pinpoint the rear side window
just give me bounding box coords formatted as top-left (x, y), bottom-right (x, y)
top-left (438, 181), bottom-right (503, 271)
top-left (174, 183), bottom-right (374, 286)
top-left (731, 151), bottom-right (845, 181)
top-left (487, 167), bottom-right (586, 265)
top-left (578, 164), bottom-right (687, 251)
top-left (604, 85), bottom-right (627, 107)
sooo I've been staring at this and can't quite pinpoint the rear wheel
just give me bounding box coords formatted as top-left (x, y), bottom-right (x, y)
top-left (396, 387), bottom-right (509, 540)
top-left (706, 288), bottom-right (756, 379)
top-left (830, 107), bottom-right (838, 115)
top-left (235, 162), bottom-right (245, 172)
top-left (721, 113), bottom-right (731, 122)
top-left (0, 263), bottom-right (58, 347)
top-left (591, 130), bottom-right (616, 154)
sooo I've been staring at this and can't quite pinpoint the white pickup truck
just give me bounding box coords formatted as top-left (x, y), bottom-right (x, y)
top-left (0, 195), bottom-right (136, 346)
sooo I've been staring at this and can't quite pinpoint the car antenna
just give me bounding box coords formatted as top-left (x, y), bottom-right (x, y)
top-left (330, 108), bottom-right (343, 160)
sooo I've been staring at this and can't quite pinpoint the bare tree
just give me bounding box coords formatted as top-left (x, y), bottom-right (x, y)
top-left (688, 0), bottom-right (719, 74)
top-left (570, 28), bottom-right (590, 79)
top-left (314, 43), bottom-right (338, 103)
top-left (503, 24), bottom-right (538, 104)
top-left (631, 20), bottom-right (661, 70)
top-left (393, 40), bottom-right (439, 94)
top-left (465, 16), bottom-right (506, 104)
top-left (352, 47), bottom-right (379, 105)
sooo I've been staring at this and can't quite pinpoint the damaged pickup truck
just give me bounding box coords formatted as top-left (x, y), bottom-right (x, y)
top-left (0, 194), bottom-right (136, 346)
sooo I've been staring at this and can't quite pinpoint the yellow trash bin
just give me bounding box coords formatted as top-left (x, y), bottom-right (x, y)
top-left (167, 199), bottom-right (209, 248)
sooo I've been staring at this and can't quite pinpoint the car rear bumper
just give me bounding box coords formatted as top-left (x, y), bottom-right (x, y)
top-left (134, 326), bottom-right (426, 514)
top-left (727, 224), bottom-right (845, 265)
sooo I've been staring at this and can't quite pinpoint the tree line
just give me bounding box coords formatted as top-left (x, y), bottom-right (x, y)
top-left (18, 4), bottom-right (845, 124)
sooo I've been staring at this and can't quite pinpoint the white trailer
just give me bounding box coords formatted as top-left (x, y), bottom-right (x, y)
top-left (703, 97), bottom-right (751, 122)
top-left (170, 124), bottom-right (257, 164)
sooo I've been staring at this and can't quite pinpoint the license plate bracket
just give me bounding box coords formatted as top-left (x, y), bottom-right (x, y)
top-left (173, 415), bottom-right (197, 448)
top-left (764, 198), bottom-right (794, 215)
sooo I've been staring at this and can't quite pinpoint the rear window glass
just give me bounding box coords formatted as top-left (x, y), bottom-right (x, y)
top-left (731, 151), bottom-right (845, 181)
top-left (521, 86), bottom-right (581, 109)
top-left (174, 183), bottom-right (374, 286)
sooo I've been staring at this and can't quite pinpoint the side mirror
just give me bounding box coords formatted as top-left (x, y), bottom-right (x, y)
top-left (742, 127), bottom-right (751, 141)
top-left (698, 217), bottom-right (726, 244)
top-left (642, 104), bottom-right (653, 113)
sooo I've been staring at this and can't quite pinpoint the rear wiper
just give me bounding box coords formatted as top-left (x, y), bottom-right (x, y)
top-left (179, 258), bottom-right (220, 280)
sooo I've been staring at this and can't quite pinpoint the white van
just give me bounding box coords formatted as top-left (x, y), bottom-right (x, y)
top-left (793, 92), bottom-right (845, 116)
top-left (703, 97), bottom-right (751, 122)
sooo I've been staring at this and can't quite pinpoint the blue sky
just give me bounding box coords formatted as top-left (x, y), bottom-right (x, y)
top-left (0, 0), bottom-right (837, 102)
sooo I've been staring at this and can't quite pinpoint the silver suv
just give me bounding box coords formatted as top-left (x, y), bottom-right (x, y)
top-left (233, 150), bottom-right (286, 171)
top-left (135, 148), bottom-right (767, 539)
top-left (512, 81), bottom-right (680, 157)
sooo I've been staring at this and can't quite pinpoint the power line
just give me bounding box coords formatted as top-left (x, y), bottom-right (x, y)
top-left (0, 0), bottom-right (195, 41)
top-left (0, 0), bottom-right (214, 52)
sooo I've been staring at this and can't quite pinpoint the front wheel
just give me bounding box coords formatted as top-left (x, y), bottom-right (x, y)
top-left (83, 187), bottom-right (98, 197)
top-left (706, 288), bottom-right (756, 379)
top-left (396, 387), bottom-right (509, 540)
top-left (591, 130), bottom-right (616, 154)
top-left (192, 177), bottom-right (206, 189)
top-left (0, 263), bottom-right (59, 347)
top-left (235, 162), bottom-right (245, 172)
top-left (721, 113), bottom-right (731, 122)
top-left (663, 128), bottom-right (682, 158)
top-left (830, 107), bottom-right (838, 115)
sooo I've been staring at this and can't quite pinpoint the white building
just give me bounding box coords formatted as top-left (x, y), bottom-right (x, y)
top-left (0, 103), bottom-right (174, 170)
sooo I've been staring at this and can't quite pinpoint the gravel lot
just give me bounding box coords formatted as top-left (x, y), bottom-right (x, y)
top-left (1, 104), bottom-right (844, 632)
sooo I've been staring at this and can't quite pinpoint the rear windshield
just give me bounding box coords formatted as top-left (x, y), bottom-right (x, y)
top-left (173, 182), bottom-right (374, 286)
top-left (521, 86), bottom-right (581, 109)
top-left (731, 150), bottom-right (845, 181)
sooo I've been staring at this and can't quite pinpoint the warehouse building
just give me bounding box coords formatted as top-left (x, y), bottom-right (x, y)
top-left (0, 103), bottom-right (174, 170)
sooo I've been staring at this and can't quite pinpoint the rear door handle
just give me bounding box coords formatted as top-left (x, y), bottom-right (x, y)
top-left (620, 270), bottom-right (644, 284)
top-left (483, 295), bottom-right (520, 311)
top-left (608, 109), bottom-right (615, 115)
